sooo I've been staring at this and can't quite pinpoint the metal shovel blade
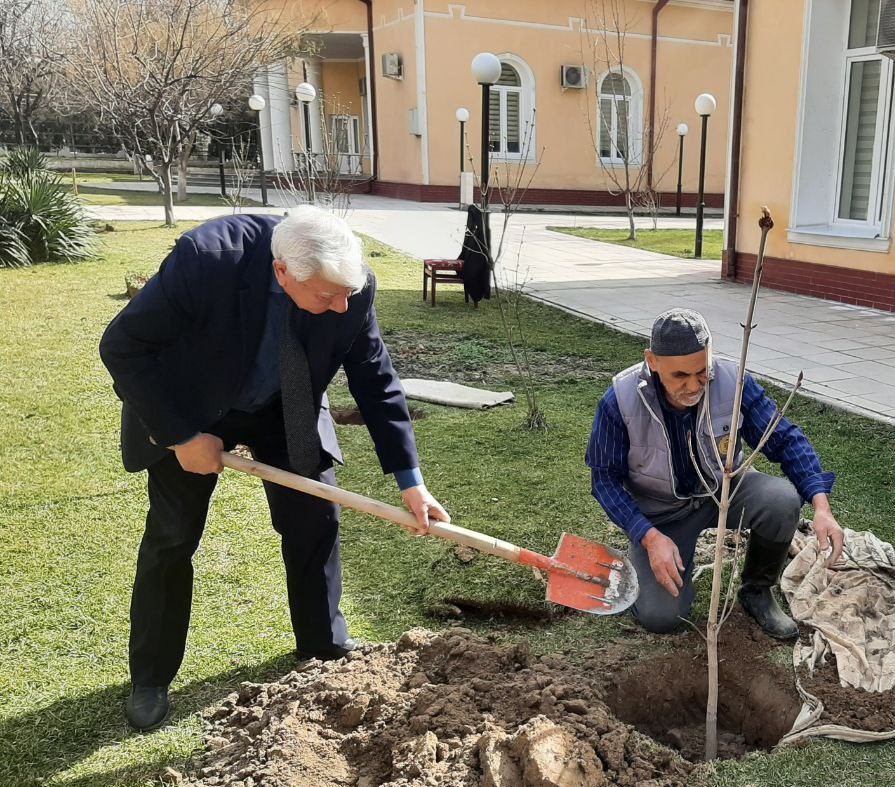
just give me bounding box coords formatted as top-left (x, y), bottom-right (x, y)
top-left (545, 532), bottom-right (639, 615)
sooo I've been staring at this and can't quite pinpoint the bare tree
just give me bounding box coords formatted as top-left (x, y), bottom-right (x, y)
top-left (0, 0), bottom-right (71, 145)
top-left (272, 91), bottom-right (362, 217)
top-left (467, 109), bottom-right (548, 429)
top-left (68, 0), bottom-right (307, 225)
top-left (581, 0), bottom-right (673, 240)
top-left (689, 208), bottom-right (803, 759)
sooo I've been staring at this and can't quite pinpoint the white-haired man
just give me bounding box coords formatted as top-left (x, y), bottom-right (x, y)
top-left (101, 208), bottom-right (449, 730)
top-left (586, 308), bottom-right (843, 639)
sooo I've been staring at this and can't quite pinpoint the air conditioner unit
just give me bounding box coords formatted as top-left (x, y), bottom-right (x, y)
top-left (878, 0), bottom-right (895, 58)
top-left (382, 52), bottom-right (403, 79)
top-left (561, 64), bottom-right (587, 89)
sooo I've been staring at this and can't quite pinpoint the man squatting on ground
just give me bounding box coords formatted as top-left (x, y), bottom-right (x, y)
top-left (586, 309), bottom-right (845, 638)
top-left (100, 207), bottom-right (450, 731)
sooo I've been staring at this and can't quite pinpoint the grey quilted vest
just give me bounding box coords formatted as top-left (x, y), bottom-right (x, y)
top-left (612, 358), bottom-right (743, 518)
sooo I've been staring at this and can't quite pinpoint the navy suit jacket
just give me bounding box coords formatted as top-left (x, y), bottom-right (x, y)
top-left (100, 213), bottom-right (419, 474)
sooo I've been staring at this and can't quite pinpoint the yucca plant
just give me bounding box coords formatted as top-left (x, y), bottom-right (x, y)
top-left (1, 147), bottom-right (48, 177)
top-left (0, 165), bottom-right (94, 265)
top-left (0, 217), bottom-right (30, 268)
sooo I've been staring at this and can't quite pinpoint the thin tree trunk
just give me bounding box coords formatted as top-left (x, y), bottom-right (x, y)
top-left (160, 164), bottom-right (175, 226)
top-left (626, 191), bottom-right (636, 241)
top-left (176, 128), bottom-right (192, 203)
top-left (704, 208), bottom-right (774, 760)
top-left (705, 473), bottom-right (731, 760)
top-left (14, 113), bottom-right (26, 145)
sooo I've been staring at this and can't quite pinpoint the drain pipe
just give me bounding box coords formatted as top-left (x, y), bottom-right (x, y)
top-left (356, 0), bottom-right (380, 183)
top-left (723, 0), bottom-right (748, 280)
top-left (647, 0), bottom-right (670, 190)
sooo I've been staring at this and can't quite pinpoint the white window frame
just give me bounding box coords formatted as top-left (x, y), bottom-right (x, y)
top-left (789, 0), bottom-right (895, 251)
top-left (834, 50), bottom-right (893, 230)
top-left (490, 54), bottom-right (536, 162)
top-left (596, 67), bottom-right (644, 167)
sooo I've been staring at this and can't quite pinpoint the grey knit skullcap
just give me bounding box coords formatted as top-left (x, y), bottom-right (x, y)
top-left (650, 308), bottom-right (711, 356)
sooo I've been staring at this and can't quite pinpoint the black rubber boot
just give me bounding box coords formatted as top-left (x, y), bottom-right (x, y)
top-left (737, 533), bottom-right (798, 639)
top-left (126, 685), bottom-right (169, 731)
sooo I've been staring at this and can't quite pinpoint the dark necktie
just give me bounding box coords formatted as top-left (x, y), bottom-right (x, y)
top-left (279, 307), bottom-right (321, 476)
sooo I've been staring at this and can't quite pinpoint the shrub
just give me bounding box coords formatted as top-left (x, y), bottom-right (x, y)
top-left (0, 153), bottom-right (94, 266)
top-left (1, 146), bottom-right (48, 177)
top-left (0, 218), bottom-right (30, 268)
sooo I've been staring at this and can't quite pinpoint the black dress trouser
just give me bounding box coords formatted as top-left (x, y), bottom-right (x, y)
top-left (128, 399), bottom-right (348, 687)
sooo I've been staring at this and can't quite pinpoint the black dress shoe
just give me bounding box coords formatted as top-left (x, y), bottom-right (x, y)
top-left (295, 638), bottom-right (358, 662)
top-left (126, 685), bottom-right (169, 731)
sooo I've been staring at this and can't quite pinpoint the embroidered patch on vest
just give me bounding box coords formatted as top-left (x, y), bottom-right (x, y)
top-left (718, 435), bottom-right (731, 456)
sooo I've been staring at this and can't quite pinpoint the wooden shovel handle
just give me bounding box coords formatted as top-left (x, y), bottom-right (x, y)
top-left (220, 452), bottom-right (523, 563)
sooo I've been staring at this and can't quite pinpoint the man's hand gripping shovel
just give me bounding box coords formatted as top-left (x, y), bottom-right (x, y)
top-left (221, 452), bottom-right (639, 615)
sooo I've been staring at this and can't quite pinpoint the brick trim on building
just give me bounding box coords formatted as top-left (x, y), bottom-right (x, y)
top-left (371, 180), bottom-right (724, 208)
top-left (723, 251), bottom-right (895, 312)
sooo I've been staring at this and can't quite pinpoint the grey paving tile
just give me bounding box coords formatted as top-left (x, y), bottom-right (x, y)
top-left (814, 338), bottom-right (874, 351)
top-left (842, 345), bottom-right (895, 360)
top-left (798, 366), bottom-right (857, 383)
top-left (821, 377), bottom-right (883, 396)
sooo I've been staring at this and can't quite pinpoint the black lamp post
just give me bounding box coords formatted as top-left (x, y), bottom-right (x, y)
top-left (208, 102), bottom-right (226, 198)
top-left (693, 93), bottom-right (716, 259)
top-left (248, 93), bottom-right (269, 207)
top-left (471, 52), bottom-right (501, 260)
top-left (675, 122), bottom-right (688, 217)
top-left (455, 106), bottom-right (469, 210)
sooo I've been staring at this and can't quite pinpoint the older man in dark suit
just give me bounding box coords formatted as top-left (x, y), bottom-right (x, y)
top-left (100, 207), bottom-right (449, 730)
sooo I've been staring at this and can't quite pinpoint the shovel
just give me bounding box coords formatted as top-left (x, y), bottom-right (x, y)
top-left (220, 452), bottom-right (639, 615)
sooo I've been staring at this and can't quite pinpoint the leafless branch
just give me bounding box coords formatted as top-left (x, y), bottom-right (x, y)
top-left (718, 510), bottom-right (746, 626)
top-left (686, 429), bottom-right (721, 506)
top-left (699, 365), bottom-right (727, 478)
top-left (580, 0), bottom-right (673, 239)
top-left (0, 0), bottom-right (72, 143)
top-left (465, 108), bottom-right (548, 428)
top-left (731, 371), bottom-right (805, 479)
top-left (66, 0), bottom-right (310, 224)
top-left (677, 615), bottom-right (708, 642)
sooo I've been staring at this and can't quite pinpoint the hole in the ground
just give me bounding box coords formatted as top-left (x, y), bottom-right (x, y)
top-left (435, 596), bottom-right (568, 622)
top-left (331, 405), bottom-right (427, 425)
top-left (604, 649), bottom-right (802, 761)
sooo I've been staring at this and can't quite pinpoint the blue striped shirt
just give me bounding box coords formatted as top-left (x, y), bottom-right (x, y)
top-left (585, 374), bottom-right (835, 544)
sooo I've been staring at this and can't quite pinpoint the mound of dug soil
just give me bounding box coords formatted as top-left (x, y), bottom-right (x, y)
top-left (177, 629), bottom-right (696, 787)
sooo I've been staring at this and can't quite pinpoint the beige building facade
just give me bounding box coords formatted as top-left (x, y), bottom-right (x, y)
top-left (724, 0), bottom-right (895, 310)
top-left (256, 1), bottom-right (734, 206)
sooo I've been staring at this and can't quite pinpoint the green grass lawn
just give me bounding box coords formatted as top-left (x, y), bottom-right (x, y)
top-left (71, 186), bottom-right (260, 208)
top-left (64, 172), bottom-right (145, 185)
top-left (52, 170), bottom-right (262, 208)
top-left (549, 226), bottom-right (724, 259)
top-left (1, 224), bottom-right (893, 786)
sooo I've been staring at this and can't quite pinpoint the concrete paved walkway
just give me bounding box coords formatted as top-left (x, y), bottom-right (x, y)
top-left (85, 190), bottom-right (895, 425)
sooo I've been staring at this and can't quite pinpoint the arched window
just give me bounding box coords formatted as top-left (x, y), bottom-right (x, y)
top-left (489, 62), bottom-right (523, 154)
top-left (484, 57), bottom-right (536, 159)
top-left (599, 71), bottom-right (632, 162)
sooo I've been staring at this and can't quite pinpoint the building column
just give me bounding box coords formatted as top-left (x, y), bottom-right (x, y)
top-left (414, 0), bottom-right (429, 184)
top-left (253, 62), bottom-right (293, 172)
top-left (304, 58), bottom-right (325, 158)
top-left (361, 33), bottom-right (375, 178)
